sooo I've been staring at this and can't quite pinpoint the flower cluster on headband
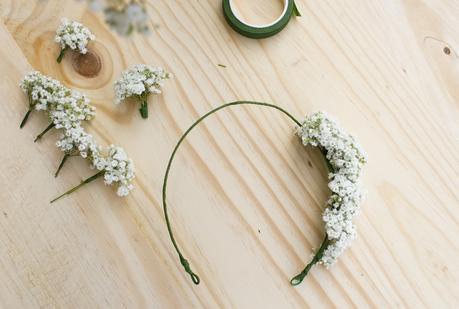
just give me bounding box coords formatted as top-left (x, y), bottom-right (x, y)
top-left (114, 64), bottom-right (171, 118)
top-left (297, 111), bottom-right (367, 267)
top-left (55, 18), bottom-right (95, 63)
top-left (20, 71), bottom-right (135, 199)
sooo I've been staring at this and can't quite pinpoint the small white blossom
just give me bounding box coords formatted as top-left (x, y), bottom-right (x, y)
top-left (56, 125), bottom-right (101, 160)
top-left (102, 145), bottom-right (136, 197)
top-left (20, 71), bottom-right (63, 111)
top-left (55, 18), bottom-right (95, 54)
top-left (297, 112), bottom-right (367, 267)
top-left (49, 89), bottom-right (96, 130)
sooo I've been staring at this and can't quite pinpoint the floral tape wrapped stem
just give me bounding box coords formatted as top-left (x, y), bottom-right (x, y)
top-left (161, 101), bottom-right (367, 287)
top-left (19, 98), bottom-right (33, 129)
top-left (55, 18), bottom-right (95, 63)
top-left (115, 64), bottom-right (171, 119)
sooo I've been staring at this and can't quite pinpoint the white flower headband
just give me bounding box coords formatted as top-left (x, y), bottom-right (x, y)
top-left (162, 101), bottom-right (367, 286)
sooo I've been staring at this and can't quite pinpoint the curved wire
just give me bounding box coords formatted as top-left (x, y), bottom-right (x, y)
top-left (162, 101), bottom-right (316, 285)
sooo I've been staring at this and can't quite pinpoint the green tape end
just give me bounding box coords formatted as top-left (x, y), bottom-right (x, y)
top-left (293, 2), bottom-right (301, 17)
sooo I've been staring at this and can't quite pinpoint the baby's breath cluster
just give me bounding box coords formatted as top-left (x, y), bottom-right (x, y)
top-left (55, 18), bottom-right (95, 63)
top-left (20, 71), bottom-right (95, 141)
top-left (49, 89), bottom-right (96, 131)
top-left (85, 0), bottom-right (150, 35)
top-left (102, 145), bottom-right (136, 197)
top-left (20, 71), bottom-right (62, 114)
top-left (297, 111), bottom-right (367, 267)
top-left (20, 71), bottom-right (135, 199)
top-left (114, 64), bottom-right (171, 119)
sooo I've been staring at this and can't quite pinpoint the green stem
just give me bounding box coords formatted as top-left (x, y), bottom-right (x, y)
top-left (56, 48), bottom-right (67, 63)
top-left (20, 108), bottom-right (32, 129)
top-left (290, 235), bottom-right (330, 286)
top-left (139, 100), bottom-right (148, 119)
top-left (34, 123), bottom-right (55, 142)
top-left (50, 170), bottom-right (104, 204)
top-left (54, 153), bottom-right (70, 178)
top-left (162, 101), bottom-right (302, 285)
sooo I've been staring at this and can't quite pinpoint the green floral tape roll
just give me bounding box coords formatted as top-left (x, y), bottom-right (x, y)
top-left (222, 0), bottom-right (301, 39)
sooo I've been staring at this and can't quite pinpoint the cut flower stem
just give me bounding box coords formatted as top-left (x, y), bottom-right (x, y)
top-left (50, 170), bottom-right (104, 203)
top-left (54, 153), bottom-right (70, 177)
top-left (139, 99), bottom-right (148, 119)
top-left (56, 48), bottom-right (67, 63)
top-left (20, 108), bottom-right (32, 129)
top-left (290, 235), bottom-right (330, 286)
top-left (34, 123), bottom-right (55, 142)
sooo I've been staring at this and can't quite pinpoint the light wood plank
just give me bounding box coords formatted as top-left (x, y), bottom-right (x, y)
top-left (0, 0), bottom-right (458, 307)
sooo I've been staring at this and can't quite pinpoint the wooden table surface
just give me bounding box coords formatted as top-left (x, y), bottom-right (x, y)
top-left (0, 0), bottom-right (458, 307)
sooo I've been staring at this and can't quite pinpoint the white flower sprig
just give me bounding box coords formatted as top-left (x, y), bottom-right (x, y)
top-left (51, 142), bottom-right (136, 201)
top-left (20, 71), bottom-right (136, 200)
top-left (291, 111), bottom-right (367, 284)
top-left (49, 89), bottom-right (96, 131)
top-left (19, 71), bottom-right (63, 127)
top-left (20, 73), bottom-right (96, 143)
top-left (85, 0), bottom-right (150, 35)
top-left (20, 71), bottom-right (98, 173)
top-left (101, 145), bottom-right (136, 197)
top-left (55, 126), bottom-right (98, 175)
top-left (114, 64), bottom-right (171, 119)
top-left (55, 18), bottom-right (95, 63)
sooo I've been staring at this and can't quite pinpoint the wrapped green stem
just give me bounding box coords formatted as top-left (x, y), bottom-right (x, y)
top-left (56, 48), bottom-right (67, 63)
top-left (20, 108), bottom-right (33, 129)
top-left (139, 99), bottom-right (148, 119)
top-left (34, 123), bottom-right (55, 142)
top-left (54, 153), bottom-right (70, 178)
top-left (50, 170), bottom-right (104, 204)
top-left (290, 235), bottom-right (330, 286)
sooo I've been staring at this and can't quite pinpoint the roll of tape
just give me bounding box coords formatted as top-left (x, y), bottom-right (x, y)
top-left (222, 0), bottom-right (300, 39)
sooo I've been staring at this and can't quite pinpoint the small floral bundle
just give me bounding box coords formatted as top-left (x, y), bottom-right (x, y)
top-left (19, 71), bottom-right (136, 201)
top-left (19, 71), bottom-right (95, 142)
top-left (52, 139), bottom-right (136, 201)
top-left (114, 64), bottom-right (171, 119)
top-left (19, 71), bottom-right (63, 127)
top-left (55, 18), bottom-right (95, 63)
top-left (48, 89), bottom-right (96, 131)
top-left (56, 126), bottom-right (101, 160)
top-left (86, 0), bottom-right (150, 35)
top-left (297, 111), bottom-right (367, 267)
top-left (100, 145), bottom-right (136, 197)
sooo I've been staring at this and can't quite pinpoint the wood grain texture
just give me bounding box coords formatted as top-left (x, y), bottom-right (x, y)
top-left (0, 0), bottom-right (458, 307)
